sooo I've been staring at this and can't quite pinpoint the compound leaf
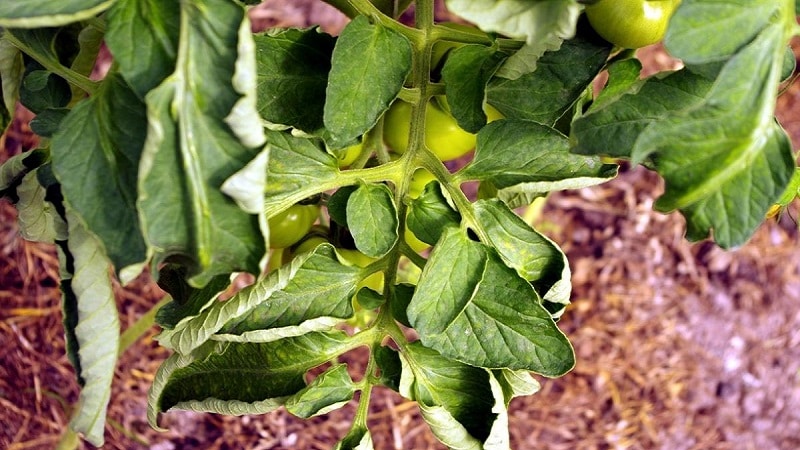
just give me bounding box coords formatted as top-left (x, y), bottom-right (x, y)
top-left (139, 0), bottom-right (265, 287)
top-left (407, 227), bottom-right (574, 376)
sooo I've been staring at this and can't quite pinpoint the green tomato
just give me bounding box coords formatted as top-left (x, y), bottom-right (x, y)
top-left (336, 141), bottom-right (363, 168)
top-left (408, 168), bottom-right (436, 199)
top-left (338, 248), bottom-right (384, 293)
top-left (383, 100), bottom-right (477, 162)
top-left (293, 235), bottom-right (329, 255)
top-left (267, 204), bottom-right (319, 249)
top-left (585, 0), bottom-right (680, 49)
top-left (484, 103), bottom-right (504, 123)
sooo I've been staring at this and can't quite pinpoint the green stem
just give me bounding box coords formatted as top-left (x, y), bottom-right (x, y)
top-left (5, 31), bottom-right (98, 95)
top-left (118, 296), bottom-right (171, 356)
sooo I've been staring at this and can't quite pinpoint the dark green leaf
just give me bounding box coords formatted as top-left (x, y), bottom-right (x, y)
top-left (473, 199), bottom-right (570, 305)
top-left (255, 27), bottom-right (335, 134)
top-left (51, 73), bottom-right (148, 277)
top-left (323, 15), bottom-right (411, 147)
top-left (157, 244), bottom-right (360, 354)
top-left (486, 31), bottom-right (610, 126)
top-left (106, 0), bottom-right (180, 97)
top-left (400, 343), bottom-right (496, 444)
top-left (664, 0), bottom-right (785, 65)
top-left (285, 364), bottom-right (356, 418)
top-left (327, 184), bottom-right (357, 227)
top-left (458, 119), bottom-right (617, 191)
top-left (155, 265), bottom-right (231, 330)
top-left (334, 427), bottom-right (373, 450)
top-left (356, 287), bottom-right (384, 309)
top-left (0, 35), bottom-right (24, 131)
top-left (139, 0), bottom-right (266, 287)
top-left (407, 181), bottom-right (461, 246)
top-left (390, 283), bottom-right (414, 328)
top-left (148, 331), bottom-right (354, 426)
top-left (442, 45), bottom-right (506, 132)
top-left (407, 227), bottom-right (574, 375)
top-left (264, 131), bottom-right (339, 214)
top-left (375, 345), bottom-right (402, 392)
top-left (346, 182), bottom-right (398, 258)
top-left (0, 0), bottom-right (114, 28)
top-left (28, 107), bottom-right (69, 137)
top-left (19, 68), bottom-right (71, 114)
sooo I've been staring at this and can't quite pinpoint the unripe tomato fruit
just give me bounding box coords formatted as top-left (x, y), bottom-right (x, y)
top-left (267, 204), bottom-right (319, 249)
top-left (585, 0), bottom-right (680, 49)
top-left (336, 141), bottom-right (363, 168)
top-left (383, 100), bottom-right (477, 162)
top-left (338, 248), bottom-right (384, 292)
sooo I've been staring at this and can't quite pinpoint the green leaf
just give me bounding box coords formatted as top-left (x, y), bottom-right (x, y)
top-left (374, 344), bottom-right (402, 391)
top-left (493, 369), bottom-right (540, 405)
top-left (29, 107), bottom-right (69, 137)
top-left (473, 199), bottom-right (570, 306)
top-left (285, 364), bottom-right (356, 419)
top-left (264, 131), bottom-right (339, 214)
top-left (445, 0), bottom-right (581, 45)
top-left (486, 31), bottom-right (610, 126)
top-left (254, 27), bottom-right (335, 134)
top-left (346, 182), bottom-right (398, 258)
top-left (0, 0), bottom-right (115, 28)
top-left (399, 343), bottom-right (497, 446)
top-left (442, 45), bottom-right (506, 133)
top-left (577, 24), bottom-right (794, 248)
top-left (407, 181), bottom-right (461, 246)
top-left (323, 15), bottom-right (411, 147)
top-left (19, 68), bottom-right (71, 114)
top-left (106, 0), bottom-right (180, 97)
top-left (60, 206), bottom-right (120, 446)
top-left (157, 244), bottom-right (360, 354)
top-left (407, 227), bottom-right (574, 376)
top-left (390, 283), bottom-right (414, 328)
top-left (591, 57), bottom-right (643, 109)
top-left (148, 331), bottom-right (354, 428)
top-left (16, 169), bottom-right (62, 243)
top-left (457, 119), bottom-right (617, 192)
top-left (155, 265), bottom-right (231, 330)
top-left (0, 34), bottom-right (24, 130)
top-left (138, 0), bottom-right (266, 287)
top-left (664, 0), bottom-right (786, 65)
top-left (334, 427), bottom-right (374, 450)
top-left (51, 73), bottom-right (148, 279)
top-left (0, 148), bottom-right (48, 199)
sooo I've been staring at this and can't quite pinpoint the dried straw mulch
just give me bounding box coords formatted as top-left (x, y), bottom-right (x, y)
top-left (3, 2), bottom-right (800, 449)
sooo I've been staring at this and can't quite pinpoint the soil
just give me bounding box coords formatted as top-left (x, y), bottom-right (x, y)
top-left (2, 2), bottom-right (800, 449)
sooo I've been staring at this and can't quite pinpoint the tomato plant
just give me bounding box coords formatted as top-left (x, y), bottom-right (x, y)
top-left (0, 0), bottom-right (797, 448)
top-left (585, 0), bottom-right (681, 49)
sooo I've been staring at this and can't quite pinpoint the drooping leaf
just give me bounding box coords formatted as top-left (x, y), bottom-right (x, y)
top-left (16, 169), bottom-right (61, 242)
top-left (664, 0), bottom-right (785, 65)
top-left (148, 331), bottom-right (354, 428)
top-left (51, 73), bottom-right (148, 280)
top-left (407, 227), bottom-right (574, 376)
top-left (399, 343), bottom-right (498, 447)
top-left (493, 369), bottom-right (540, 405)
top-left (254, 27), bottom-right (336, 134)
top-left (445, 0), bottom-right (581, 47)
top-left (457, 119), bottom-right (617, 194)
top-left (574, 19), bottom-right (795, 248)
top-left (0, 34), bottom-right (24, 131)
top-left (346, 182), bottom-right (398, 258)
top-left (0, 148), bottom-right (48, 200)
top-left (323, 15), bottom-right (412, 147)
top-left (442, 44), bottom-right (506, 133)
top-left (486, 30), bottom-right (611, 126)
top-left (139, 0), bottom-right (266, 287)
top-left (155, 265), bottom-right (231, 330)
top-left (157, 244), bottom-right (360, 354)
top-left (264, 131), bottom-right (339, 215)
top-left (285, 364), bottom-right (356, 419)
top-left (106, 0), bottom-right (180, 97)
top-left (0, 0), bottom-right (115, 28)
top-left (473, 199), bottom-right (570, 306)
top-left (59, 206), bottom-right (120, 446)
top-left (407, 181), bottom-right (461, 246)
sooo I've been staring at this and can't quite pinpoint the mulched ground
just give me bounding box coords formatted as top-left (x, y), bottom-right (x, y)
top-left (3, 1), bottom-right (800, 449)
